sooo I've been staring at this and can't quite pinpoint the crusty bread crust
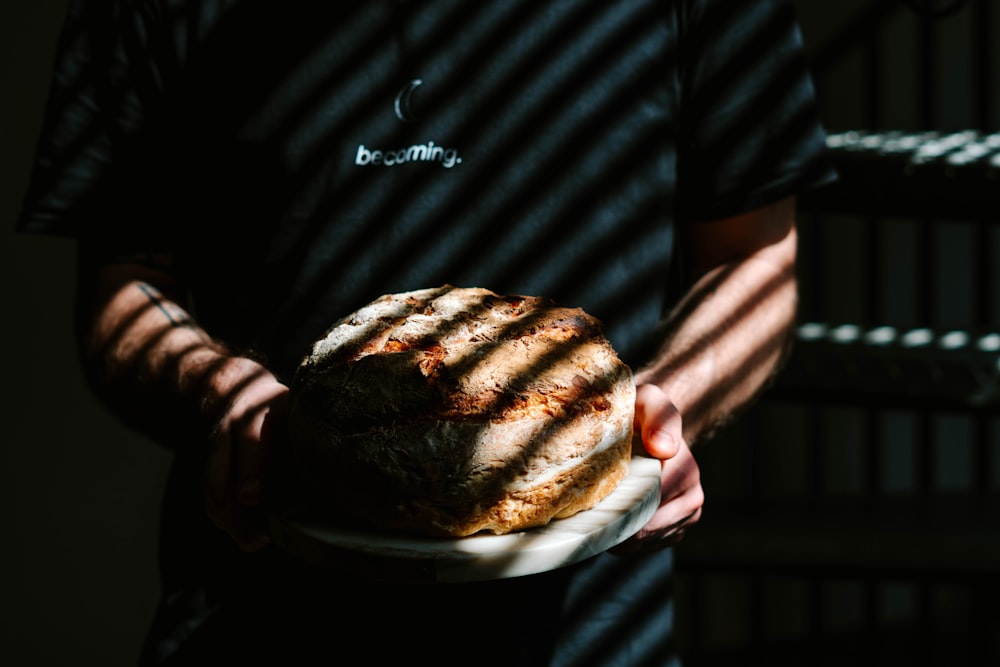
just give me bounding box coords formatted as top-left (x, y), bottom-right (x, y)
top-left (288, 286), bottom-right (636, 537)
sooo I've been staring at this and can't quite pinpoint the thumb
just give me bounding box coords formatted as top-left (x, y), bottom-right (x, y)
top-left (634, 383), bottom-right (682, 460)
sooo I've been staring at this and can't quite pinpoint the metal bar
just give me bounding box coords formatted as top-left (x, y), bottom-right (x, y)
top-left (973, 0), bottom-right (994, 130)
top-left (918, 11), bottom-right (936, 128)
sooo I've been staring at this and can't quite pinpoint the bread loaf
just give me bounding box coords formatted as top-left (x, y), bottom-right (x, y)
top-left (287, 285), bottom-right (636, 537)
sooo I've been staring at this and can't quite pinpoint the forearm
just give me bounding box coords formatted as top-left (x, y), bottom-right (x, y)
top-left (634, 224), bottom-right (798, 444)
top-left (76, 260), bottom-right (275, 449)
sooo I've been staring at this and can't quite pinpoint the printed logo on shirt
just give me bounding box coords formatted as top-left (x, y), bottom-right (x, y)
top-left (354, 141), bottom-right (463, 169)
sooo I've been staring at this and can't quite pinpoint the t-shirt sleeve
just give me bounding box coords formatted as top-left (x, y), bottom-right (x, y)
top-left (17, 0), bottom-right (175, 246)
top-left (674, 0), bottom-right (837, 221)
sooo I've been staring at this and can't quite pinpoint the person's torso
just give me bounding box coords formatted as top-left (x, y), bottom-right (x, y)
top-left (139, 0), bottom-right (681, 377)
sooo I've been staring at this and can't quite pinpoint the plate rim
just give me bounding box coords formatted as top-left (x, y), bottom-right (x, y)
top-left (268, 454), bottom-right (661, 583)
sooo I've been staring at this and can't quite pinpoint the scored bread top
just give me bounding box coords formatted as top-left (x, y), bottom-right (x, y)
top-left (288, 285), bottom-right (636, 537)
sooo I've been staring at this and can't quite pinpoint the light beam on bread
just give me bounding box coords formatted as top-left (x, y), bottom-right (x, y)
top-left (288, 286), bottom-right (635, 537)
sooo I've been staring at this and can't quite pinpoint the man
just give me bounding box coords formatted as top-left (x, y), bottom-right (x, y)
top-left (20, 1), bottom-right (834, 664)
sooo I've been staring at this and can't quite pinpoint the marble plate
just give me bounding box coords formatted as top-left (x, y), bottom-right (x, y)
top-left (268, 455), bottom-right (662, 583)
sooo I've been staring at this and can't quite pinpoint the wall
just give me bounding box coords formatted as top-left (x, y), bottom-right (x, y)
top-left (2, 4), bottom-right (170, 666)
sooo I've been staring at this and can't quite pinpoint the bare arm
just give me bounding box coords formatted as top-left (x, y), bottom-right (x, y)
top-left (75, 250), bottom-right (286, 550)
top-left (637, 195), bottom-right (798, 448)
top-left (624, 196), bottom-right (798, 549)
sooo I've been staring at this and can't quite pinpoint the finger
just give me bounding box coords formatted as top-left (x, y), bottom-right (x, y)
top-left (204, 464), bottom-right (271, 552)
top-left (634, 384), bottom-right (682, 460)
top-left (203, 430), bottom-right (234, 525)
top-left (234, 413), bottom-right (268, 507)
top-left (640, 488), bottom-right (704, 537)
top-left (232, 387), bottom-right (288, 507)
top-left (208, 500), bottom-right (271, 552)
top-left (612, 504), bottom-right (703, 555)
top-left (639, 506), bottom-right (703, 549)
top-left (227, 507), bottom-right (272, 552)
top-left (658, 442), bottom-right (703, 503)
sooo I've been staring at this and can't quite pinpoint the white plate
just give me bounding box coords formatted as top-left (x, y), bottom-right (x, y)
top-left (268, 455), bottom-right (661, 583)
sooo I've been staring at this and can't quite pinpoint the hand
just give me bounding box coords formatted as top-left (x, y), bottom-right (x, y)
top-left (613, 383), bottom-right (704, 554)
top-left (203, 359), bottom-right (290, 551)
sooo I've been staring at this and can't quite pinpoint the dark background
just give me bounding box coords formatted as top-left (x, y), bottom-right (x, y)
top-left (3, 1), bottom-right (998, 665)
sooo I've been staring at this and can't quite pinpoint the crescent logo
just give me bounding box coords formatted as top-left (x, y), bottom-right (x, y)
top-left (394, 79), bottom-right (423, 123)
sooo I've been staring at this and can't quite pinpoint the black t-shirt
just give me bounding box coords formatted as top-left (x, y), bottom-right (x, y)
top-left (19, 1), bottom-right (835, 665)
